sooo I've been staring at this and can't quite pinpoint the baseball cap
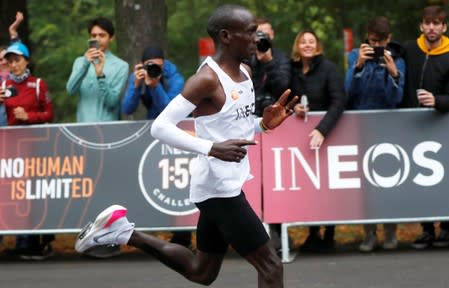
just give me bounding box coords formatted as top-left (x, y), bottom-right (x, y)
top-left (5, 42), bottom-right (30, 59)
top-left (141, 46), bottom-right (164, 62)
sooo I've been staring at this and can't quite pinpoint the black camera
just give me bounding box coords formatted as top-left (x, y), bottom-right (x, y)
top-left (2, 86), bottom-right (18, 98)
top-left (372, 46), bottom-right (384, 62)
top-left (144, 63), bottom-right (162, 78)
top-left (256, 31), bottom-right (272, 53)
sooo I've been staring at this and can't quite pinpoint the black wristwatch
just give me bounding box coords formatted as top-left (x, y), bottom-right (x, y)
top-left (97, 74), bottom-right (106, 79)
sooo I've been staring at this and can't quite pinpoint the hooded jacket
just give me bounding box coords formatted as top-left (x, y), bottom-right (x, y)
top-left (402, 35), bottom-right (449, 112)
top-left (345, 41), bottom-right (406, 110)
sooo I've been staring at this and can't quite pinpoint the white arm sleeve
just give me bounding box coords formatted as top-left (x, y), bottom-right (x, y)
top-left (150, 94), bottom-right (214, 155)
top-left (254, 117), bottom-right (263, 133)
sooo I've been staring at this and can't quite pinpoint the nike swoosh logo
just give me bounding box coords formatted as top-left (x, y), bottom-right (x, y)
top-left (93, 231), bottom-right (114, 243)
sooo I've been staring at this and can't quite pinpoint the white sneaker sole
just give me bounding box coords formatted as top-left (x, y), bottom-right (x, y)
top-left (75, 205), bottom-right (128, 253)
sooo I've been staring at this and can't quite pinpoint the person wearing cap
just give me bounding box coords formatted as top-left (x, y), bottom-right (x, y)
top-left (121, 46), bottom-right (189, 247)
top-left (0, 42), bottom-right (53, 125)
top-left (66, 17), bottom-right (129, 122)
top-left (121, 46), bottom-right (184, 119)
top-left (0, 41), bottom-right (54, 260)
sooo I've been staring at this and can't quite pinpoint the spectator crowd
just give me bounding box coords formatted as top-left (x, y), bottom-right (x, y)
top-left (1, 4), bottom-right (449, 260)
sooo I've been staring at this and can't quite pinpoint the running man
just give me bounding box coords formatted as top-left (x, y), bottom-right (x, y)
top-left (75, 4), bottom-right (298, 287)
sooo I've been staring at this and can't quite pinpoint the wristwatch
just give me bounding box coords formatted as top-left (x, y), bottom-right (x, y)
top-left (97, 74), bottom-right (106, 79)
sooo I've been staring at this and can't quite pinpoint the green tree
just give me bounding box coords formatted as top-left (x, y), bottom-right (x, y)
top-left (20, 0), bottom-right (449, 123)
top-left (27, 0), bottom-right (114, 123)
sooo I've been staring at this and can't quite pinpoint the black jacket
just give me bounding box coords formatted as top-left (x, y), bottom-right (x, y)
top-left (248, 48), bottom-right (291, 116)
top-left (402, 38), bottom-right (449, 112)
top-left (290, 55), bottom-right (346, 136)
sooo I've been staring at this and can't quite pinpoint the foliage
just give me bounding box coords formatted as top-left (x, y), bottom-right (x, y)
top-left (26, 0), bottom-right (446, 122)
top-left (27, 0), bottom-right (114, 123)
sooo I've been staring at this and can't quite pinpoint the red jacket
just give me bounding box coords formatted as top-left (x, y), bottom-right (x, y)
top-left (3, 75), bottom-right (53, 125)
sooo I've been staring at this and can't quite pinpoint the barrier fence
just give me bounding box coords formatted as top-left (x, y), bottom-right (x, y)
top-left (1, 109), bottom-right (448, 261)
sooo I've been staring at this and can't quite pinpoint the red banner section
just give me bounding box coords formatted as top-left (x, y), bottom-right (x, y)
top-left (261, 115), bottom-right (364, 223)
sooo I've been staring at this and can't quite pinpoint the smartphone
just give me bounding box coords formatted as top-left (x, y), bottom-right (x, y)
top-left (87, 39), bottom-right (99, 50)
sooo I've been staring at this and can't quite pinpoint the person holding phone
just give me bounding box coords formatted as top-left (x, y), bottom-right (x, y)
top-left (66, 17), bottom-right (129, 123)
top-left (345, 16), bottom-right (405, 253)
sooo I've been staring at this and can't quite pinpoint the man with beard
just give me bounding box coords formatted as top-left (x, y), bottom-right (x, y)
top-left (402, 5), bottom-right (449, 249)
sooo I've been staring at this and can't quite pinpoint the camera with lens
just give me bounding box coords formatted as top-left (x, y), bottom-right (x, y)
top-left (1, 86), bottom-right (18, 98)
top-left (144, 63), bottom-right (162, 78)
top-left (256, 31), bottom-right (272, 53)
top-left (372, 46), bottom-right (384, 62)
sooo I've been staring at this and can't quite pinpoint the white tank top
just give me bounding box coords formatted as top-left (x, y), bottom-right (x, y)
top-left (190, 57), bottom-right (255, 203)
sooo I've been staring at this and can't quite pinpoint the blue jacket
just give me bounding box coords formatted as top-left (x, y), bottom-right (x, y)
top-left (121, 59), bottom-right (184, 119)
top-left (345, 42), bottom-right (405, 110)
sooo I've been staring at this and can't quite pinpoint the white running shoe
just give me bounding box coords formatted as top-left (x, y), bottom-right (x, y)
top-left (75, 205), bottom-right (135, 254)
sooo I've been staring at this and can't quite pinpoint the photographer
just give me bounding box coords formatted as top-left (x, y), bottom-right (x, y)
top-left (121, 46), bottom-right (190, 248)
top-left (345, 16), bottom-right (405, 110)
top-left (245, 17), bottom-right (291, 253)
top-left (247, 17), bottom-right (291, 117)
top-left (121, 46), bottom-right (184, 119)
top-left (345, 16), bottom-right (405, 253)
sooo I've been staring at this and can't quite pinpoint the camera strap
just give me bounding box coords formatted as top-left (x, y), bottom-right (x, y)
top-left (2, 78), bottom-right (42, 107)
top-left (36, 78), bottom-right (41, 99)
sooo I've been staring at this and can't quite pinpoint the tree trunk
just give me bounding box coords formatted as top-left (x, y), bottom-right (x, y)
top-left (114, 0), bottom-right (167, 120)
top-left (0, 0), bottom-right (29, 47)
top-left (114, 0), bottom-right (167, 66)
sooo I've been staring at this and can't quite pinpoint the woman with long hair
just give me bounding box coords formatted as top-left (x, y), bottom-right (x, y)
top-left (290, 30), bottom-right (347, 252)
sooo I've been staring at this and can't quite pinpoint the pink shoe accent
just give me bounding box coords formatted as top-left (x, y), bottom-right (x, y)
top-left (104, 209), bottom-right (127, 228)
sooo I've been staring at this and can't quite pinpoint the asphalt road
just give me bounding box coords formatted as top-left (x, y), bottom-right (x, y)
top-left (1, 247), bottom-right (449, 288)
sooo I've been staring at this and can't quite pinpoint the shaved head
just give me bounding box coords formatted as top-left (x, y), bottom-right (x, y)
top-left (207, 5), bottom-right (252, 43)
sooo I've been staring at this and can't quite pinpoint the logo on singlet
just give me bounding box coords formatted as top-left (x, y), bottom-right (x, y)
top-left (138, 138), bottom-right (198, 216)
top-left (231, 90), bottom-right (240, 100)
top-left (235, 103), bottom-right (255, 120)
